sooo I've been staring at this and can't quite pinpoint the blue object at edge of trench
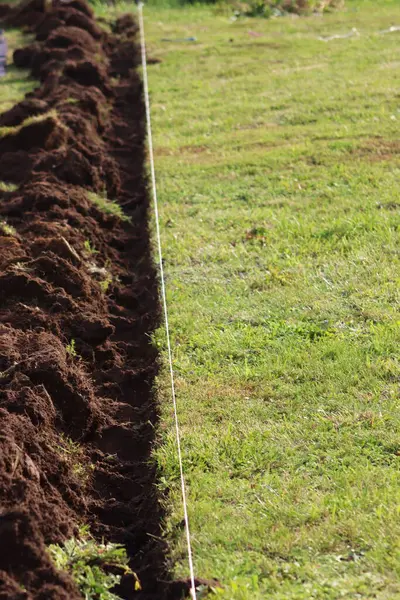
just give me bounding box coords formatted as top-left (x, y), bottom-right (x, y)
top-left (0, 29), bottom-right (7, 77)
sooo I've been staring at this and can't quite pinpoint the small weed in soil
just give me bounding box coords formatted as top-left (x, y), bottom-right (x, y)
top-left (48, 528), bottom-right (141, 600)
top-left (84, 239), bottom-right (98, 255)
top-left (99, 274), bottom-right (113, 293)
top-left (0, 181), bottom-right (17, 192)
top-left (0, 219), bottom-right (16, 235)
top-left (55, 435), bottom-right (94, 485)
top-left (66, 339), bottom-right (78, 357)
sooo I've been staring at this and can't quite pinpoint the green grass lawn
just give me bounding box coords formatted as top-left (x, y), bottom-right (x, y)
top-left (140, 2), bottom-right (400, 598)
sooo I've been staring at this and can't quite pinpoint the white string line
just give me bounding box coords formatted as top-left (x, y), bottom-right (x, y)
top-left (137, 5), bottom-right (197, 600)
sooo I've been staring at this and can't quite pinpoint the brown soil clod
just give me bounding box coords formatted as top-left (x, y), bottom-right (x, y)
top-left (0, 1), bottom-right (192, 599)
top-left (0, 98), bottom-right (49, 127)
top-left (45, 25), bottom-right (100, 52)
top-left (0, 114), bottom-right (68, 152)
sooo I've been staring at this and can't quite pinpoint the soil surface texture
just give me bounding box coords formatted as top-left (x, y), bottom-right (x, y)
top-left (0, 2), bottom-right (194, 598)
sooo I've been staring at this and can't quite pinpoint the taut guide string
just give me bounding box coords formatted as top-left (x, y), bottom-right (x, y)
top-left (137, 4), bottom-right (197, 599)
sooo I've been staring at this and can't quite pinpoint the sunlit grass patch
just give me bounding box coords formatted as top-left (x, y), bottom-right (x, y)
top-left (0, 109), bottom-right (61, 137)
top-left (141, 0), bottom-right (400, 597)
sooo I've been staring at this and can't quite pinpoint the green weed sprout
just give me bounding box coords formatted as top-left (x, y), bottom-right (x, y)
top-left (48, 533), bottom-right (141, 600)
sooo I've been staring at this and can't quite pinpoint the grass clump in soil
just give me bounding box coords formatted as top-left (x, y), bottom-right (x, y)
top-left (0, 109), bottom-right (62, 138)
top-left (87, 190), bottom-right (131, 222)
top-left (48, 527), bottom-right (141, 600)
top-left (99, 275), bottom-right (113, 293)
top-left (0, 219), bottom-right (17, 236)
top-left (0, 181), bottom-right (18, 192)
top-left (55, 435), bottom-right (94, 484)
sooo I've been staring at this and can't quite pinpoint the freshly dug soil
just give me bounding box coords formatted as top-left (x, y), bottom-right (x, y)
top-left (0, 2), bottom-right (194, 599)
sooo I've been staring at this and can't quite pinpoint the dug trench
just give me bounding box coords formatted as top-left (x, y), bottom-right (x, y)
top-left (0, 1), bottom-right (194, 598)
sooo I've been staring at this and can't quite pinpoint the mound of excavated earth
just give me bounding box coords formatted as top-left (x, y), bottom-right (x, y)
top-left (0, 1), bottom-right (193, 598)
